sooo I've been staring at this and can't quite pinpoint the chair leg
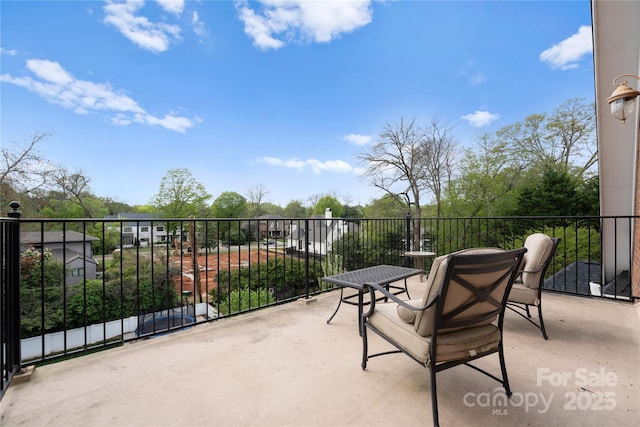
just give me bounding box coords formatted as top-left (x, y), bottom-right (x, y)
top-left (537, 303), bottom-right (549, 340)
top-left (525, 304), bottom-right (531, 318)
top-left (430, 366), bottom-right (440, 427)
top-left (361, 325), bottom-right (368, 370)
top-left (498, 345), bottom-right (512, 396)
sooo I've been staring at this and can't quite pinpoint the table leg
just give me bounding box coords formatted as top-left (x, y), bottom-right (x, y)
top-left (326, 287), bottom-right (344, 324)
top-left (358, 290), bottom-right (364, 337)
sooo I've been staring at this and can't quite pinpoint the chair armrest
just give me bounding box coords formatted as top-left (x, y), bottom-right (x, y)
top-left (362, 282), bottom-right (437, 318)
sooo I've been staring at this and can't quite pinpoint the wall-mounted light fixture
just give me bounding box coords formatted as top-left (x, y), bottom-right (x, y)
top-left (607, 74), bottom-right (640, 123)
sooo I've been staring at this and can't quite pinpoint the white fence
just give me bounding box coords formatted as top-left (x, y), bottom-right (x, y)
top-left (21, 303), bottom-right (216, 361)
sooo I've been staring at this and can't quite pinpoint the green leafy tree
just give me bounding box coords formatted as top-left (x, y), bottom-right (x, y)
top-left (214, 259), bottom-right (323, 304)
top-left (283, 200), bottom-right (308, 218)
top-left (211, 191), bottom-right (247, 218)
top-left (329, 225), bottom-right (405, 272)
top-left (576, 176), bottom-right (600, 216)
top-left (312, 195), bottom-right (343, 217)
top-left (152, 168), bottom-right (211, 218)
top-left (224, 224), bottom-right (247, 245)
top-left (20, 248), bottom-right (65, 337)
top-left (211, 191), bottom-right (248, 240)
top-left (101, 197), bottom-right (133, 216)
top-left (341, 204), bottom-right (364, 219)
top-left (512, 168), bottom-right (581, 217)
top-left (260, 202), bottom-right (284, 216)
top-left (363, 195), bottom-right (408, 218)
top-left (217, 288), bottom-right (276, 315)
top-left (443, 134), bottom-right (523, 217)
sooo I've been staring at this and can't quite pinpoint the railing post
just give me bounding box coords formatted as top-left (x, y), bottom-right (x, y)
top-left (304, 218), bottom-right (310, 298)
top-left (6, 201), bottom-right (22, 372)
top-left (405, 212), bottom-right (411, 266)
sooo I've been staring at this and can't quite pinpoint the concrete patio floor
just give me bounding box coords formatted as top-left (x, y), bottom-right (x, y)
top-left (2, 276), bottom-right (639, 427)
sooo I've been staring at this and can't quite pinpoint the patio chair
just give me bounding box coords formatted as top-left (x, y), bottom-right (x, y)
top-left (361, 247), bottom-right (527, 427)
top-left (506, 234), bottom-right (560, 340)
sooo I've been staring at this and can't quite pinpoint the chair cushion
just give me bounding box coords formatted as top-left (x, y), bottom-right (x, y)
top-left (414, 248), bottom-right (506, 337)
top-left (369, 302), bottom-right (501, 364)
top-left (371, 302), bottom-right (431, 363)
top-left (521, 234), bottom-right (554, 289)
top-left (396, 299), bottom-right (422, 323)
top-left (508, 282), bottom-right (539, 305)
top-left (436, 324), bottom-right (501, 362)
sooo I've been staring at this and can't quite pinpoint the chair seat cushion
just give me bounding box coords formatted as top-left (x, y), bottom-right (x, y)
top-left (509, 282), bottom-right (539, 305)
top-left (369, 302), bottom-right (501, 364)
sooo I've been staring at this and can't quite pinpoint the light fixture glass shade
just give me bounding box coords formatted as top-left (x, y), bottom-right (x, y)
top-left (609, 97), bottom-right (636, 123)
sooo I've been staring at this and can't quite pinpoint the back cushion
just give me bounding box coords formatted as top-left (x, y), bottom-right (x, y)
top-left (521, 234), bottom-right (554, 289)
top-left (413, 248), bottom-right (505, 337)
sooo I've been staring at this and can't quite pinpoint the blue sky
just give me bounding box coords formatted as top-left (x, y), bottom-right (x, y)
top-left (1, 0), bottom-right (594, 208)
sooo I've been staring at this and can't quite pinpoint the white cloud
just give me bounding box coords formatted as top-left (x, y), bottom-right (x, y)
top-left (307, 159), bottom-right (352, 174)
top-left (462, 111), bottom-right (499, 127)
top-left (261, 156), bottom-right (306, 170)
top-left (1, 59), bottom-right (195, 133)
top-left (258, 156), bottom-right (354, 174)
top-left (343, 133), bottom-right (372, 146)
top-left (103, 0), bottom-right (181, 53)
top-left (192, 11), bottom-right (207, 38)
top-left (540, 25), bottom-right (592, 70)
top-left (156, 0), bottom-right (184, 15)
top-left (235, 0), bottom-right (373, 50)
top-left (469, 73), bottom-right (486, 85)
top-left (1, 47), bottom-right (18, 56)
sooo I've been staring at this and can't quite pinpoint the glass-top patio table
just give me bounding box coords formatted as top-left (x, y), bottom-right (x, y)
top-left (322, 265), bottom-right (422, 335)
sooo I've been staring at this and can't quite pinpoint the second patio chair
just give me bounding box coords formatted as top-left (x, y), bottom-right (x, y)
top-left (507, 234), bottom-right (560, 340)
top-left (360, 247), bottom-right (526, 427)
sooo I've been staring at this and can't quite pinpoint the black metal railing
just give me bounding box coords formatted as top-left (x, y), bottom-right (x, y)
top-left (1, 202), bottom-right (637, 399)
top-left (1, 202), bottom-right (22, 399)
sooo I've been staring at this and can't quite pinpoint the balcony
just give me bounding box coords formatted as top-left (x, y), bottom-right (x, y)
top-left (1, 212), bottom-right (639, 425)
top-left (2, 278), bottom-right (639, 426)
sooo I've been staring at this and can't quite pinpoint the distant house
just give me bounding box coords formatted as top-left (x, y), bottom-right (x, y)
top-left (21, 231), bottom-right (100, 286)
top-left (105, 213), bottom-right (171, 247)
top-left (287, 209), bottom-right (359, 256)
top-left (241, 215), bottom-right (286, 241)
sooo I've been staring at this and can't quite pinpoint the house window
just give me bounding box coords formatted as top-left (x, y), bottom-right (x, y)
top-left (123, 226), bottom-right (132, 233)
top-left (140, 226), bottom-right (149, 232)
top-left (70, 268), bottom-right (85, 277)
top-left (156, 226), bottom-right (165, 232)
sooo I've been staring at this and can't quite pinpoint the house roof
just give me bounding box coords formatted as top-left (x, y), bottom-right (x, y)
top-left (544, 260), bottom-right (601, 296)
top-left (106, 212), bottom-right (162, 227)
top-left (290, 219), bottom-right (359, 243)
top-left (21, 230), bottom-right (99, 245)
top-left (51, 248), bottom-right (99, 266)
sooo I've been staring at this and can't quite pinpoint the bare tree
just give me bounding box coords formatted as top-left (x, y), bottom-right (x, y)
top-left (545, 98), bottom-right (597, 178)
top-left (421, 119), bottom-right (458, 217)
top-left (498, 98), bottom-right (596, 179)
top-left (358, 118), bottom-right (426, 218)
top-left (0, 131), bottom-right (55, 205)
top-left (52, 168), bottom-right (93, 215)
top-left (246, 184), bottom-right (268, 217)
top-left (358, 118), bottom-right (457, 249)
top-left (358, 118), bottom-right (457, 218)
